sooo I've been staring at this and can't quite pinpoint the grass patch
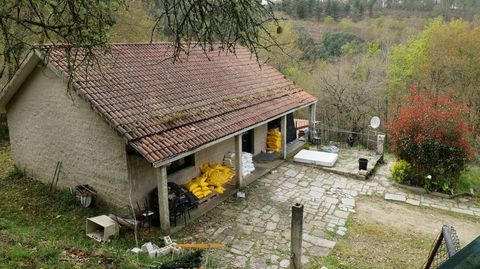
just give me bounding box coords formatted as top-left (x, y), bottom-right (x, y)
top-left (456, 166), bottom-right (480, 199)
top-left (307, 216), bottom-right (432, 268)
top-left (0, 144), bottom-right (208, 268)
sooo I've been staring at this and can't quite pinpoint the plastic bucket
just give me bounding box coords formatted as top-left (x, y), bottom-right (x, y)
top-left (359, 158), bottom-right (368, 170)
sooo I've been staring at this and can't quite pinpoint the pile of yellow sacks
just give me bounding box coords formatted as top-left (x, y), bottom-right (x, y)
top-left (183, 163), bottom-right (235, 199)
top-left (267, 129), bottom-right (282, 152)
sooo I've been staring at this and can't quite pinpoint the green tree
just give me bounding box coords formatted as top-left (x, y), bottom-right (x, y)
top-left (325, 0), bottom-right (333, 17)
top-left (295, 27), bottom-right (323, 61)
top-left (322, 31), bottom-right (364, 58)
top-left (344, 2), bottom-right (352, 15)
top-left (388, 18), bottom-right (480, 110)
top-left (0, 0), bottom-right (280, 82)
top-left (296, 0), bottom-right (308, 19)
top-left (367, 0), bottom-right (378, 17)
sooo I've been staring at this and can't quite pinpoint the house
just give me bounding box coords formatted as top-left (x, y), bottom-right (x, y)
top-left (0, 43), bottom-right (317, 233)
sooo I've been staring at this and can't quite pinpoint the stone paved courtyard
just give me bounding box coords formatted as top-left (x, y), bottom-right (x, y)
top-left (177, 161), bottom-right (480, 269)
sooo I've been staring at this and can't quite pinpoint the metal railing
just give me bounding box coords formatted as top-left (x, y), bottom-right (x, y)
top-left (312, 122), bottom-right (385, 153)
top-left (423, 225), bottom-right (461, 269)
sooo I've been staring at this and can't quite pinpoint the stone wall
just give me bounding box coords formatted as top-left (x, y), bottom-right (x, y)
top-left (6, 67), bottom-right (130, 207)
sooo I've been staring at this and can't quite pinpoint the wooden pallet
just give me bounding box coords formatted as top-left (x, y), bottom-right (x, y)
top-left (226, 175), bottom-right (237, 186)
top-left (198, 193), bottom-right (218, 205)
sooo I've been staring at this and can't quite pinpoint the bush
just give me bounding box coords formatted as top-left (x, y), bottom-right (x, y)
top-left (324, 16), bottom-right (335, 25)
top-left (7, 166), bottom-right (25, 180)
top-left (386, 88), bottom-right (476, 193)
top-left (391, 160), bottom-right (411, 184)
top-left (295, 27), bottom-right (323, 61)
top-left (322, 31), bottom-right (364, 58)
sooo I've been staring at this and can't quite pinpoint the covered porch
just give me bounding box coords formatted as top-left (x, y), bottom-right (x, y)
top-left (152, 103), bottom-right (317, 234)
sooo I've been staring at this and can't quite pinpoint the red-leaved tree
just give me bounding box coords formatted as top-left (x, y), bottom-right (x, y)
top-left (386, 87), bottom-right (476, 193)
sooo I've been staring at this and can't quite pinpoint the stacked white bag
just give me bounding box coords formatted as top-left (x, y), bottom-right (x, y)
top-left (223, 152), bottom-right (255, 177)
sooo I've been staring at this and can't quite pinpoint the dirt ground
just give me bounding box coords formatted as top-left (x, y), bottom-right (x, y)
top-left (356, 197), bottom-right (480, 246)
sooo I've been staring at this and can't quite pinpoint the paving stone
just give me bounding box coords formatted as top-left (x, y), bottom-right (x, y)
top-left (173, 160), bottom-right (480, 268)
top-left (303, 234), bottom-right (336, 249)
top-left (308, 246), bottom-right (330, 256)
top-left (250, 257), bottom-right (267, 268)
top-left (279, 259), bottom-right (290, 268)
top-left (222, 235), bottom-right (234, 245)
top-left (406, 199), bottom-right (421, 206)
top-left (266, 222), bottom-right (278, 231)
top-left (450, 207), bottom-right (475, 216)
top-left (333, 210), bottom-right (349, 219)
top-left (213, 227), bottom-right (225, 238)
top-left (270, 254), bottom-right (280, 264)
top-left (284, 169), bottom-right (298, 177)
top-left (341, 197), bottom-right (355, 207)
top-left (384, 193), bottom-right (407, 202)
top-left (233, 256), bottom-right (248, 268)
top-left (231, 240), bottom-right (254, 252)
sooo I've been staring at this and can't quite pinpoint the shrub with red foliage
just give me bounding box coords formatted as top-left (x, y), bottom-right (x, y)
top-left (386, 87), bottom-right (476, 193)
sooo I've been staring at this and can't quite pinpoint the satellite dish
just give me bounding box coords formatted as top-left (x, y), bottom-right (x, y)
top-left (370, 116), bottom-right (381, 129)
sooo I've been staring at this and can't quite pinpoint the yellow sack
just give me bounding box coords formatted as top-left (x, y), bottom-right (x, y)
top-left (202, 190), bottom-right (213, 197)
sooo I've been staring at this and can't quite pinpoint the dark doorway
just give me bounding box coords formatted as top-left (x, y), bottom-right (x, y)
top-left (268, 118), bottom-right (280, 129)
top-left (286, 113), bottom-right (296, 143)
top-left (267, 114), bottom-right (297, 143)
top-left (242, 129), bottom-right (254, 154)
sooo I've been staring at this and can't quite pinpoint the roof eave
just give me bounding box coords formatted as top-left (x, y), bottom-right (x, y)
top-left (0, 51), bottom-right (42, 112)
top-left (150, 99), bottom-right (317, 168)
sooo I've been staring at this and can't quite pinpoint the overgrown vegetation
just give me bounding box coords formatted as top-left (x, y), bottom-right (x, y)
top-left (0, 0), bottom-right (281, 84)
top-left (457, 167), bottom-right (480, 198)
top-left (389, 18), bottom-right (480, 112)
top-left (277, 0), bottom-right (480, 21)
top-left (386, 89), bottom-right (476, 193)
top-left (0, 145), bottom-right (209, 268)
top-left (263, 8), bottom-right (480, 191)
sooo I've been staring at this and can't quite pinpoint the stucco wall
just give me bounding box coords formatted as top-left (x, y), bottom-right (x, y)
top-left (7, 67), bottom-right (130, 207)
top-left (253, 123), bottom-right (268, 155)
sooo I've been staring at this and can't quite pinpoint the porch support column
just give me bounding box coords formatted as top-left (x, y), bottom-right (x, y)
top-left (155, 166), bottom-right (170, 234)
top-left (281, 115), bottom-right (287, 160)
top-left (308, 103), bottom-right (317, 143)
top-left (235, 134), bottom-right (244, 188)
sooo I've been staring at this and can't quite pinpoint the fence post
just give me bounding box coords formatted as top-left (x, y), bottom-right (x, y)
top-left (290, 203), bottom-right (304, 269)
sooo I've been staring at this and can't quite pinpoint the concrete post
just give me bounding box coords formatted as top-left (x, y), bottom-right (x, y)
top-left (280, 115), bottom-right (287, 160)
top-left (290, 203), bottom-right (304, 269)
top-left (155, 166), bottom-right (170, 234)
top-left (235, 134), bottom-right (243, 188)
top-left (377, 134), bottom-right (386, 155)
top-left (308, 103), bottom-right (317, 142)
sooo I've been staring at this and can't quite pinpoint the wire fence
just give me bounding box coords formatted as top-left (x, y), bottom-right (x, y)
top-left (423, 225), bottom-right (461, 269)
top-left (312, 123), bottom-right (385, 153)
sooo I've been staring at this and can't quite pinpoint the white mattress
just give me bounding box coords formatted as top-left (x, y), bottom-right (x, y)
top-left (293, 149), bottom-right (338, 167)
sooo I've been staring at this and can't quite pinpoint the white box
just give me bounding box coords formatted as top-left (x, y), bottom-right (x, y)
top-left (86, 215), bottom-right (119, 242)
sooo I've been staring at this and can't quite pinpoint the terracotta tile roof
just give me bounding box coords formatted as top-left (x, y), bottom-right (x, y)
top-left (46, 43), bottom-right (317, 164)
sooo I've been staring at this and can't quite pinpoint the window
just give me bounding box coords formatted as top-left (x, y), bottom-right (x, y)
top-left (167, 154), bottom-right (195, 175)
